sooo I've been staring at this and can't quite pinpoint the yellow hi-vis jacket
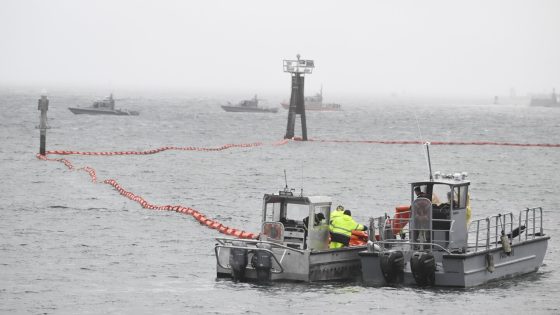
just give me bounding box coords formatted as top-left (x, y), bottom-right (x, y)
top-left (329, 209), bottom-right (344, 229)
top-left (330, 214), bottom-right (365, 237)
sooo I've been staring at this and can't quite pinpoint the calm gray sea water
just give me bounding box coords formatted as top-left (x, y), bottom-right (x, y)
top-left (1, 90), bottom-right (560, 314)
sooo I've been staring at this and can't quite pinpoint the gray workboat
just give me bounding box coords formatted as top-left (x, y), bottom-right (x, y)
top-left (68, 94), bottom-right (139, 116)
top-left (530, 89), bottom-right (559, 107)
top-left (280, 87), bottom-right (341, 111)
top-left (221, 95), bottom-right (278, 113)
top-left (214, 187), bottom-right (366, 282)
top-left (359, 171), bottom-right (549, 287)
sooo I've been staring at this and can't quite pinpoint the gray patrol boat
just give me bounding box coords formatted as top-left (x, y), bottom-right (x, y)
top-left (68, 94), bottom-right (139, 116)
top-left (359, 171), bottom-right (549, 287)
top-left (215, 187), bottom-right (365, 282)
top-left (221, 95), bottom-right (278, 113)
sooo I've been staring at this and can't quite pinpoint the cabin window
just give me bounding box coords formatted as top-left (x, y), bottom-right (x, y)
top-left (283, 203), bottom-right (309, 226)
top-left (313, 205), bottom-right (330, 226)
top-left (450, 187), bottom-right (459, 209)
top-left (265, 202), bottom-right (281, 222)
top-left (458, 186), bottom-right (468, 209)
top-left (451, 186), bottom-right (467, 209)
top-left (413, 184), bottom-right (429, 200)
top-left (262, 222), bottom-right (284, 241)
top-left (431, 185), bottom-right (448, 206)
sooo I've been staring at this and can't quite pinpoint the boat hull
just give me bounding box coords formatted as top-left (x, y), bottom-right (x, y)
top-left (68, 107), bottom-right (139, 116)
top-left (216, 240), bottom-right (365, 282)
top-left (280, 102), bottom-right (341, 111)
top-left (530, 102), bottom-right (559, 108)
top-left (221, 105), bottom-right (278, 113)
top-left (359, 236), bottom-right (549, 287)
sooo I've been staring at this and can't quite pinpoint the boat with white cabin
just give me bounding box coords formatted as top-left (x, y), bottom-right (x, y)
top-left (214, 186), bottom-right (367, 282)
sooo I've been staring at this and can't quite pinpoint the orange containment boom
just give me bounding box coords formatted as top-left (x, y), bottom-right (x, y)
top-left (350, 230), bottom-right (369, 246)
top-left (390, 205), bottom-right (411, 235)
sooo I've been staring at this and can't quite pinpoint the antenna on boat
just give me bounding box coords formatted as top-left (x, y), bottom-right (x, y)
top-left (282, 170), bottom-right (296, 195)
top-left (300, 161), bottom-right (304, 196)
top-left (413, 110), bottom-right (433, 181)
top-left (425, 142), bottom-right (434, 181)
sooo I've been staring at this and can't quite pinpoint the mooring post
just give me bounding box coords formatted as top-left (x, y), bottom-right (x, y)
top-left (283, 54), bottom-right (314, 140)
top-left (38, 93), bottom-right (49, 155)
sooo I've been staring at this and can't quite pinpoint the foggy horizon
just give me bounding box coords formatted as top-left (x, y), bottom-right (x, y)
top-left (1, 0), bottom-right (559, 100)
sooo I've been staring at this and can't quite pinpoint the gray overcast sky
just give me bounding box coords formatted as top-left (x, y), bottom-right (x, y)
top-left (1, 0), bottom-right (559, 97)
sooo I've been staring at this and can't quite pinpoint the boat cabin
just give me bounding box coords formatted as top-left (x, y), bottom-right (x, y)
top-left (238, 95), bottom-right (259, 108)
top-left (304, 92), bottom-right (323, 103)
top-left (409, 172), bottom-right (470, 253)
top-left (259, 191), bottom-right (331, 251)
top-left (92, 94), bottom-right (115, 110)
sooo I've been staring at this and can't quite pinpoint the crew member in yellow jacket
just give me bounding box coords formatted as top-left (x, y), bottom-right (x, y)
top-left (330, 205), bottom-right (345, 224)
top-left (329, 210), bottom-right (367, 249)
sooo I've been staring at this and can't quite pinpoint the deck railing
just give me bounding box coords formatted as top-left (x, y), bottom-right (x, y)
top-left (369, 207), bottom-right (544, 253)
top-left (467, 207), bottom-right (543, 252)
top-left (369, 212), bottom-right (454, 252)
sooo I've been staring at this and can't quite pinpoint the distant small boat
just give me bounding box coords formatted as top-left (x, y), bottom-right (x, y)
top-left (281, 87), bottom-right (341, 111)
top-left (68, 94), bottom-right (139, 116)
top-left (221, 95), bottom-right (278, 113)
top-left (530, 89), bottom-right (559, 107)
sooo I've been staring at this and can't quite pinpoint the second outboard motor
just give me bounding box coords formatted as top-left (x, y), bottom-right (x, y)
top-left (382, 228), bottom-right (395, 249)
top-left (410, 251), bottom-right (436, 286)
top-left (229, 241), bottom-right (248, 281)
top-left (379, 250), bottom-right (404, 284)
top-left (251, 243), bottom-right (273, 282)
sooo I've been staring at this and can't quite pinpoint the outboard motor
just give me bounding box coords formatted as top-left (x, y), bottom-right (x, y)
top-left (379, 250), bottom-right (404, 285)
top-left (251, 243), bottom-right (273, 282)
top-left (410, 251), bottom-right (436, 286)
top-left (229, 241), bottom-right (248, 281)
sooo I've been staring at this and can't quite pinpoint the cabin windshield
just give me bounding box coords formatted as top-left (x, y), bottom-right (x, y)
top-left (412, 183), bottom-right (468, 209)
top-left (431, 185), bottom-right (447, 206)
top-left (263, 200), bottom-right (310, 225)
top-left (412, 183), bottom-right (445, 205)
